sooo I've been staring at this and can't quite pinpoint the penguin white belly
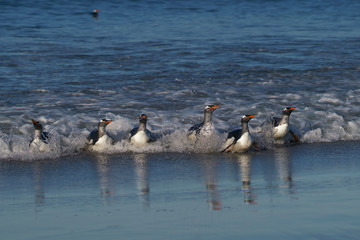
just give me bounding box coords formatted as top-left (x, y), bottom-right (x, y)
top-left (273, 124), bottom-right (289, 139)
top-left (30, 139), bottom-right (50, 152)
top-left (90, 135), bottom-right (113, 151)
top-left (188, 131), bottom-right (197, 141)
top-left (201, 124), bottom-right (216, 136)
top-left (233, 132), bottom-right (253, 153)
top-left (96, 135), bottom-right (113, 146)
top-left (188, 124), bottom-right (216, 141)
top-left (91, 135), bottom-right (113, 151)
top-left (131, 131), bottom-right (149, 145)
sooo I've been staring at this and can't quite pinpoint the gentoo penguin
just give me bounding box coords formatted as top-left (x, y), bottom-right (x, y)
top-left (88, 119), bottom-right (114, 146)
top-left (188, 104), bottom-right (219, 140)
top-left (271, 107), bottom-right (299, 142)
top-left (129, 114), bottom-right (155, 145)
top-left (29, 119), bottom-right (50, 152)
top-left (221, 115), bottom-right (255, 153)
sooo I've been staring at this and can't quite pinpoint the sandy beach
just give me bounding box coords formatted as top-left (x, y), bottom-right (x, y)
top-left (1, 141), bottom-right (359, 239)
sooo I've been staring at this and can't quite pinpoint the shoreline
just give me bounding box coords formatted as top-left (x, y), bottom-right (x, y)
top-left (1, 141), bottom-right (360, 239)
top-left (1, 139), bottom-right (359, 162)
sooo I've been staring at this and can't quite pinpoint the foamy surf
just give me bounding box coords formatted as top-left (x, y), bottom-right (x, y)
top-left (1, 109), bottom-right (359, 161)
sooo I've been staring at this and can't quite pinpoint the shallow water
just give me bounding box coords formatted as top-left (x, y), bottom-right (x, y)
top-left (1, 142), bottom-right (360, 239)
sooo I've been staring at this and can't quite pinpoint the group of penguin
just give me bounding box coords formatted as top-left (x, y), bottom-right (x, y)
top-left (29, 105), bottom-right (299, 153)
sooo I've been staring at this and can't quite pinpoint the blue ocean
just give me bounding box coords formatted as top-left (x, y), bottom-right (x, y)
top-left (1, 0), bottom-right (360, 159)
top-left (1, 0), bottom-right (360, 239)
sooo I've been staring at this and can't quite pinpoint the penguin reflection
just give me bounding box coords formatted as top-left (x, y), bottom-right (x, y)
top-left (133, 154), bottom-right (150, 207)
top-left (274, 147), bottom-right (295, 191)
top-left (95, 154), bottom-right (115, 204)
top-left (237, 153), bottom-right (257, 205)
top-left (33, 161), bottom-right (45, 208)
top-left (203, 159), bottom-right (222, 211)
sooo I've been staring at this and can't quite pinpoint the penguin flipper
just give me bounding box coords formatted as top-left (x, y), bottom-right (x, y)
top-left (221, 137), bottom-right (236, 153)
top-left (146, 130), bottom-right (156, 142)
top-left (188, 123), bottom-right (203, 135)
top-left (272, 117), bottom-right (281, 127)
top-left (88, 130), bottom-right (98, 145)
top-left (41, 132), bottom-right (50, 144)
top-left (129, 127), bottom-right (138, 140)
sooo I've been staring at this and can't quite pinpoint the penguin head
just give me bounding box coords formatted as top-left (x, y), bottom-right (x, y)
top-left (282, 107), bottom-right (295, 115)
top-left (204, 104), bottom-right (219, 113)
top-left (139, 114), bottom-right (147, 124)
top-left (241, 115), bottom-right (255, 123)
top-left (98, 119), bottom-right (112, 127)
top-left (31, 119), bottom-right (43, 131)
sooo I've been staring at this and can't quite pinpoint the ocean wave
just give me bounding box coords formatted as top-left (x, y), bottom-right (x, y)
top-left (1, 109), bottom-right (359, 161)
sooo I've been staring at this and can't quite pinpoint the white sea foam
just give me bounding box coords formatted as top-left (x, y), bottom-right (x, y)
top-left (283, 93), bottom-right (302, 101)
top-left (0, 115), bottom-right (228, 160)
top-left (318, 93), bottom-right (343, 104)
top-left (31, 89), bottom-right (50, 93)
top-left (1, 100), bottom-right (360, 160)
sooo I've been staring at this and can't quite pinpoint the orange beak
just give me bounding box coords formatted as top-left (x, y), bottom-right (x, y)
top-left (247, 115), bottom-right (255, 119)
top-left (105, 120), bottom-right (112, 124)
top-left (211, 105), bottom-right (219, 109)
top-left (32, 119), bottom-right (39, 125)
top-left (289, 107), bottom-right (295, 111)
top-left (140, 115), bottom-right (147, 119)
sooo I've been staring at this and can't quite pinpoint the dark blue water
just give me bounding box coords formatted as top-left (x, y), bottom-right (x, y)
top-left (1, 2), bottom-right (360, 237)
top-left (2, 0), bottom-right (360, 159)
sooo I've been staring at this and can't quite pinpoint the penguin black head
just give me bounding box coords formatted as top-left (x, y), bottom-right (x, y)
top-left (241, 114), bottom-right (255, 123)
top-left (32, 119), bottom-right (43, 131)
top-left (282, 107), bottom-right (295, 115)
top-left (139, 114), bottom-right (147, 124)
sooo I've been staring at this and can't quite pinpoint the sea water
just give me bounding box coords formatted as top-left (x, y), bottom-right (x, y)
top-left (1, 142), bottom-right (360, 239)
top-left (1, 0), bottom-right (360, 160)
top-left (1, 1), bottom-right (360, 238)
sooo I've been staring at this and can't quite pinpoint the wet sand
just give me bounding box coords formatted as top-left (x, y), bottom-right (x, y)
top-left (1, 141), bottom-right (360, 239)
